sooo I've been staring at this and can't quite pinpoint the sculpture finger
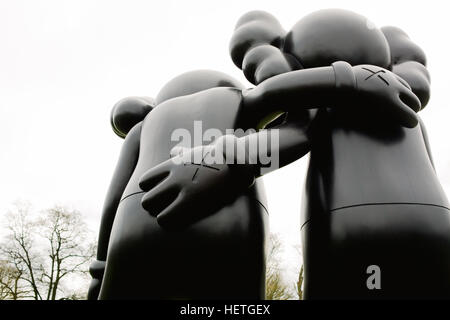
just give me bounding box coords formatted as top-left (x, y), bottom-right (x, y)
top-left (141, 183), bottom-right (180, 217)
top-left (399, 90), bottom-right (421, 112)
top-left (155, 196), bottom-right (191, 229)
top-left (170, 146), bottom-right (190, 158)
top-left (139, 161), bottom-right (172, 191)
top-left (393, 98), bottom-right (419, 128)
top-left (395, 74), bottom-right (411, 90)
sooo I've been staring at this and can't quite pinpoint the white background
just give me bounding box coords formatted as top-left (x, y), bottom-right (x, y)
top-left (1, 0), bottom-right (449, 285)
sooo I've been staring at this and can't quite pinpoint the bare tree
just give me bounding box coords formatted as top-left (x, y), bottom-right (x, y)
top-left (0, 259), bottom-right (32, 300)
top-left (0, 202), bottom-right (95, 300)
top-left (292, 243), bottom-right (304, 300)
top-left (265, 233), bottom-right (295, 300)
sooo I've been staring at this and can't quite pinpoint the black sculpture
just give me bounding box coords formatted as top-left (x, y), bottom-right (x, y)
top-left (88, 70), bottom-right (271, 299)
top-left (89, 9), bottom-right (449, 299)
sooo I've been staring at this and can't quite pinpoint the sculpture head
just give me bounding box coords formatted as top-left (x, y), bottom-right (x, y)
top-left (230, 9), bottom-right (426, 85)
top-left (110, 70), bottom-right (244, 138)
top-left (284, 9), bottom-right (390, 69)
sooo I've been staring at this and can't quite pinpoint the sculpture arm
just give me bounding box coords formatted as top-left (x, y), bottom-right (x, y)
top-left (242, 66), bottom-right (337, 118)
top-left (137, 62), bottom-right (422, 229)
top-left (242, 62), bottom-right (421, 128)
top-left (138, 110), bottom-right (313, 229)
top-left (227, 110), bottom-right (313, 177)
top-left (87, 122), bottom-right (141, 300)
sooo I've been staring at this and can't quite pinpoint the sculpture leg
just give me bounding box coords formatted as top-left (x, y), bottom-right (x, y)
top-left (302, 204), bottom-right (450, 299)
top-left (99, 191), bottom-right (268, 299)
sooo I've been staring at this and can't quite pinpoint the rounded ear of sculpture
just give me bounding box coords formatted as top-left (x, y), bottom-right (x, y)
top-left (155, 70), bottom-right (245, 104)
top-left (284, 9), bottom-right (391, 69)
top-left (229, 10), bottom-right (299, 85)
top-left (381, 26), bottom-right (427, 66)
top-left (230, 10), bottom-right (285, 68)
top-left (110, 96), bottom-right (154, 138)
top-left (381, 26), bottom-right (430, 109)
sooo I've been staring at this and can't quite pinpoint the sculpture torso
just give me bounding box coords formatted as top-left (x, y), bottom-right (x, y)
top-left (123, 87), bottom-right (245, 198)
top-left (303, 108), bottom-right (449, 220)
top-left (301, 108), bottom-right (450, 299)
top-left (100, 87), bottom-right (269, 299)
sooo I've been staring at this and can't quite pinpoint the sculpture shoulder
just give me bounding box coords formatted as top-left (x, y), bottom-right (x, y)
top-left (154, 86), bottom-right (244, 111)
top-left (143, 87), bottom-right (246, 128)
top-left (122, 121), bottom-right (142, 151)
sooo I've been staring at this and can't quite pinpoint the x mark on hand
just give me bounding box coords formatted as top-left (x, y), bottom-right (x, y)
top-left (362, 67), bottom-right (390, 86)
top-left (184, 151), bottom-right (221, 181)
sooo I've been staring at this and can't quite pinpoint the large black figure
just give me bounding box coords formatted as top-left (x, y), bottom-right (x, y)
top-left (88, 71), bottom-right (270, 299)
top-left (231, 10), bottom-right (449, 299)
top-left (236, 10), bottom-right (448, 298)
top-left (89, 9), bottom-right (448, 299)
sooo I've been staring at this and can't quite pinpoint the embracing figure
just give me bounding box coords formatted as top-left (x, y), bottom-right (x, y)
top-left (89, 9), bottom-right (447, 299)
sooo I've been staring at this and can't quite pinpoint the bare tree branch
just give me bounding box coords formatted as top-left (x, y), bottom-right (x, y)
top-left (0, 202), bottom-right (96, 300)
top-left (265, 233), bottom-right (295, 300)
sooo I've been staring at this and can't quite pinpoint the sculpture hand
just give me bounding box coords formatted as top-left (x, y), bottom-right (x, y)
top-left (352, 64), bottom-right (421, 127)
top-left (87, 260), bottom-right (106, 300)
top-left (138, 137), bottom-right (254, 229)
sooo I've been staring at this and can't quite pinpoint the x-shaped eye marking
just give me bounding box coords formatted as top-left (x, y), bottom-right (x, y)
top-left (362, 67), bottom-right (390, 86)
top-left (183, 151), bottom-right (221, 181)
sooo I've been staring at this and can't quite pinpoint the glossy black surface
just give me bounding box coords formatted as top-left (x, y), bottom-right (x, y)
top-left (228, 8), bottom-right (448, 299)
top-left (89, 71), bottom-right (270, 299)
top-left (242, 9), bottom-right (447, 299)
top-left (302, 110), bottom-right (450, 298)
top-left (89, 8), bottom-right (449, 299)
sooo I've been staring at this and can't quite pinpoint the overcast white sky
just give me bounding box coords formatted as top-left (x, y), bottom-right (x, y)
top-left (1, 0), bottom-right (449, 284)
